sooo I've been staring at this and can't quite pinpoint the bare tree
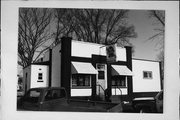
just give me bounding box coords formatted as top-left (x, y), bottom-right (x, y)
top-left (53, 9), bottom-right (137, 46)
top-left (52, 9), bottom-right (76, 45)
top-left (149, 10), bottom-right (165, 50)
top-left (18, 8), bottom-right (52, 68)
top-left (149, 10), bottom-right (165, 80)
top-left (149, 10), bottom-right (165, 61)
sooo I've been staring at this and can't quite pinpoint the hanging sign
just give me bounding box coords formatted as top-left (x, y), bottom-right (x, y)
top-left (106, 44), bottom-right (116, 63)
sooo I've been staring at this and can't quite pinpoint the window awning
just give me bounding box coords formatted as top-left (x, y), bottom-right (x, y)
top-left (71, 62), bottom-right (98, 74)
top-left (111, 65), bottom-right (133, 76)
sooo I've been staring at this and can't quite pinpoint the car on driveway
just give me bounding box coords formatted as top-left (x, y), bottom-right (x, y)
top-left (132, 91), bottom-right (163, 113)
top-left (17, 87), bottom-right (123, 112)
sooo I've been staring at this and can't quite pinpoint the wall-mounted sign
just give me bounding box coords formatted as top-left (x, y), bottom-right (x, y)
top-left (106, 44), bottom-right (116, 63)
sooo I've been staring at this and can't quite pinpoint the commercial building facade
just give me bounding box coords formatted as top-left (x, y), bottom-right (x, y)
top-left (23, 37), bottom-right (162, 102)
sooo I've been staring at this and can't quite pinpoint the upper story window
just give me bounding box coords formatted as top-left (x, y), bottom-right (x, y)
top-left (143, 71), bottom-right (153, 79)
top-left (96, 64), bottom-right (105, 80)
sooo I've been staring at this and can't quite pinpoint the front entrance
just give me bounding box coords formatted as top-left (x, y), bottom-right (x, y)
top-left (96, 64), bottom-right (107, 100)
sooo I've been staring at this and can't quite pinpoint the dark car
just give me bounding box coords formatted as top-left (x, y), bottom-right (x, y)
top-left (132, 91), bottom-right (163, 113)
top-left (17, 87), bottom-right (123, 112)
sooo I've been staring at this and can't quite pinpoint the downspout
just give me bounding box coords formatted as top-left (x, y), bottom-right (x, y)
top-left (159, 61), bottom-right (163, 90)
top-left (48, 49), bottom-right (52, 87)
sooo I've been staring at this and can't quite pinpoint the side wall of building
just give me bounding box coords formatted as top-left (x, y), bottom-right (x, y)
top-left (132, 59), bottom-right (161, 93)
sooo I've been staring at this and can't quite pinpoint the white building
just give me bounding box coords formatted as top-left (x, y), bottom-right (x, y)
top-left (23, 37), bottom-right (162, 102)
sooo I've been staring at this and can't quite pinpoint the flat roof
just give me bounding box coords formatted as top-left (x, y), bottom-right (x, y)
top-left (132, 58), bottom-right (161, 63)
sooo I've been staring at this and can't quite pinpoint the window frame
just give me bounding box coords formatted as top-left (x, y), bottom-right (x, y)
top-left (111, 76), bottom-right (127, 88)
top-left (71, 74), bottom-right (91, 89)
top-left (37, 73), bottom-right (43, 82)
top-left (143, 71), bottom-right (153, 79)
top-left (96, 63), bottom-right (106, 80)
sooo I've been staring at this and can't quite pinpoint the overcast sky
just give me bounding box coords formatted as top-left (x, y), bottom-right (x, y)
top-left (128, 10), bottom-right (163, 61)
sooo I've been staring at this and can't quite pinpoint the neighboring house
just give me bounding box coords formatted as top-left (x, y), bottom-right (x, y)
top-left (23, 37), bottom-right (162, 102)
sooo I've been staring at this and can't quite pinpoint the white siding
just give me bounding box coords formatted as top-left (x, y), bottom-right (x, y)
top-left (51, 44), bottom-right (61, 87)
top-left (72, 40), bottom-right (126, 61)
top-left (132, 59), bottom-right (161, 92)
top-left (116, 47), bottom-right (127, 62)
top-left (30, 65), bottom-right (49, 88)
top-left (72, 40), bottom-right (106, 57)
top-left (71, 89), bottom-right (91, 96)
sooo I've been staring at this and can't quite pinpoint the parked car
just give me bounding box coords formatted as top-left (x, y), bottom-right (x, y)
top-left (17, 87), bottom-right (123, 112)
top-left (132, 91), bottom-right (163, 113)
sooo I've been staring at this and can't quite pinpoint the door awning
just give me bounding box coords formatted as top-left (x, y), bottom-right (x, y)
top-left (111, 65), bottom-right (133, 76)
top-left (71, 62), bottom-right (98, 74)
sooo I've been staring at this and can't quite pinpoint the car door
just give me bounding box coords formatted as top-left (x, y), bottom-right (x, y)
top-left (22, 89), bottom-right (41, 110)
top-left (41, 88), bottom-right (68, 111)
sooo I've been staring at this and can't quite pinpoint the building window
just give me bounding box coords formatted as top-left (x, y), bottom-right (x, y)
top-left (98, 71), bottom-right (105, 79)
top-left (96, 64), bottom-right (105, 80)
top-left (143, 71), bottom-right (153, 79)
top-left (111, 76), bottom-right (126, 88)
top-left (72, 74), bottom-right (91, 88)
top-left (37, 73), bottom-right (43, 82)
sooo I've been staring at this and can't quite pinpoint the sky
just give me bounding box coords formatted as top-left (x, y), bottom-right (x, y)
top-left (128, 10), bottom-right (163, 61)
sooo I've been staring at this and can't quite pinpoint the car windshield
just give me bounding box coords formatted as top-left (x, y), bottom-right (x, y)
top-left (44, 89), bottom-right (66, 101)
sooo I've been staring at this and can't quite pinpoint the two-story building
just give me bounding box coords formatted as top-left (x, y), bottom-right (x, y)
top-left (23, 37), bottom-right (162, 102)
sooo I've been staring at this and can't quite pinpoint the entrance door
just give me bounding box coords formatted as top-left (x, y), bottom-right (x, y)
top-left (96, 64), bottom-right (107, 98)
